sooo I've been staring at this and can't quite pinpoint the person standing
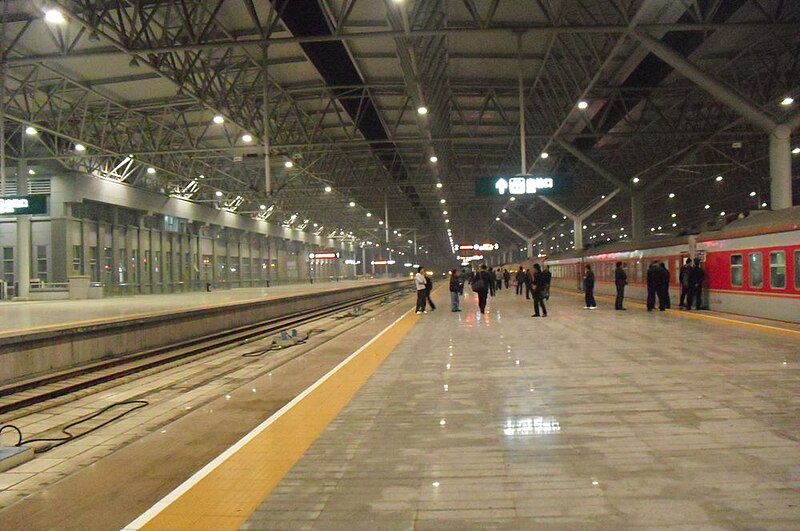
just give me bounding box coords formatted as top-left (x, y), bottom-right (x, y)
top-left (503, 269), bottom-right (511, 289)
top-left (614, 261), bottom-right (627, 310)
top-left (583, 264), bottom-right (597, 309)
top-left (488, 268), bottom-right (497, 297)
top-left (515, 266), bottom-right (525, 295)
top-left (459, 268), bottom-right (467, 295)
top-left (678, 258), bottom-right (692, 309)
top-left (414, 266), bottom-right (427, 314)
top-left (543, 265), bottom-right (552, 300)
top-left (646, 261), bottom-right (658, 311)
top-left (524, 268), bottom-right (534, 300)
top-left (531, 263), bottom-right (548, 317)
top-left (449, 269), bottom-right (461, 312)
top-left (472, 264), bottom-right (491, 314)
top-left (686, 257), bottom-right (705, 310)
top-left (424, 271), bottom-right (436, 311)
top-left (657, 262), bottom-right (671, 311)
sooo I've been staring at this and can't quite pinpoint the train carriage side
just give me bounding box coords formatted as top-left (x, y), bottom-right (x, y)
top-left (697, 229), bottom-right (800, 322)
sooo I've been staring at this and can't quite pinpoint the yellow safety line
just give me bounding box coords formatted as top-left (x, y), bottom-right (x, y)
top-left (133, 309), bottom-right (419, 531)
top-left (554, 288), bottom-right (800, 339)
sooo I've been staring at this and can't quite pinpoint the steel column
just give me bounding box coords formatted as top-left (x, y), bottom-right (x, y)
top-left (769, 125), bottom-right (793, 209)
top-left (15, 158), bottom-right (31, 299)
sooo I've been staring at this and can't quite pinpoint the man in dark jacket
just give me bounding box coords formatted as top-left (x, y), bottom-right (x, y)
top-left (657, 262), bottom-right (671, 311)
top-left (614, 261), bottom-right (627, 310)
top-left (646, 262), bottom-right (658, 311)
top-left (583, 264), bottom-right (596, 309)
top-left (686, 257), bottom-right (705, 310)
top-left (502, 269), bottom-right (511, 289)
top-left (678, 258), bottom-right (692, 308)
top-left (424, 272), bottom-right (436, 311)
top-left (449, 269), bottom-right (461, 312)
top-left (473, 264), bottom-right (491, 313)
top-left (531, 263), bottom-right (548, 317)
top-left (515, 266), bottom-right (525, 295)
top-left (542, 265), bottom-right (552, 300)
top-left (523, 268), bottom-right (534, 299)
top-left (488, 268), bottom-right (497, 296)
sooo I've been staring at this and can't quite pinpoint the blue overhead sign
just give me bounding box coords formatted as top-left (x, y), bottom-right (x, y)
top-left (475, 175), bottom-right (566, 197)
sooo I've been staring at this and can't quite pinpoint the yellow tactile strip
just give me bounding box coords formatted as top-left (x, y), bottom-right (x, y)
top-left (125, 309), bottom-right (419, 531)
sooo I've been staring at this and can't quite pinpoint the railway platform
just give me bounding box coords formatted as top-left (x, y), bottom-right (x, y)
top-left (0, 285), bottom-right (797, 530)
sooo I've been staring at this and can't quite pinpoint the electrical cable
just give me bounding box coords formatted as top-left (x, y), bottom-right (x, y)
top-left (0, 400), bottom-right (149, 454)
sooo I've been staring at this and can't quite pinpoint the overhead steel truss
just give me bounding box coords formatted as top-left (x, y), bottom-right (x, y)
top-left (1, 0), bottom-right (798, 259)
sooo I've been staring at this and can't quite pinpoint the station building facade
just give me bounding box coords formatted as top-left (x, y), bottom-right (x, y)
top-left (0, 172), bottom-right (356, 297)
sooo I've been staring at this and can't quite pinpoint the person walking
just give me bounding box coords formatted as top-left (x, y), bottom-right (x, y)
top-left (583, 264), bottom-right (597, 309)
top-left (488, 268), bottom-right (497, 297)
top-left (459, 268), bottom-right (467, 295)
top-left (449, 269), bottom-right (461, 312)
top-left (614, 261), bottom-right (627, 310)
top-left (531, 263), bottom-right (548, 317)
top-left (678, 258), bottom-right (692, 309)
top-left (646, 261), bottom-right (658, 311)
top-left (472, 264), bottom-right (491, 314)
top-left (686, 257), bottom-right (705, 310)
top-left (503, 269), bottom-right (511, 289)
top-left (414, 266), bottom-right (427, 314)
top-left (424, 270), bottom-right (436, 311)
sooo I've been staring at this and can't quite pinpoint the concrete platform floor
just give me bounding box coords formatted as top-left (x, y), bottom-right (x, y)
top-left (243, 286), bottom-right (800, 530)
top-left (0, 279), bottom-right (397, 335)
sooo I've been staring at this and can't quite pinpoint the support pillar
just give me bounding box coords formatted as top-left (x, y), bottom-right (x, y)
top-left (15, 159), bottom-right (31, 299)
top-left (526, 239), bottom-right (533, 259)
top-left (631, 193), bottom-right (644, 241)
top-left (573, 218), bottom-right (584, 250)
top-left (769, 125), bottom-right (793, 210)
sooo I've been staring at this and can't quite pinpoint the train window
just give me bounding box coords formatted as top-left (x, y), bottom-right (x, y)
top-left (730, 255), bottom-right (743, 287)
top-left (749, 252), bottom-right (763, 288)
top-left (795, 251), bottom-right (800, 290)
top-left (769, 251), bottom-right (786, 289)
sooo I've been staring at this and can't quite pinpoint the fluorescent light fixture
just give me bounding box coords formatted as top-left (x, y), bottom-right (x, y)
top-left (242, 134), bottom-right (252, 143)
top-left (540, 152), bottom-right (549, 159)
top-left (632, 177), bottom-right (640, 183)
top-left (284, 160), bottom-right (294, 168)
top-left (215, 190), bottom-right (223, 197)
top-left (417, 106), bottom-right (428, 115)
top-left (348, 201), bottom-right (356, 207)
top-left (25, 126), bottom-right (38, 135)
top-left (74, 144), bottom-right (86, 152)
top-left (213, 115), bottom-right (224, 124)
top-left (780, 96), bottom-right (794, 106)
top-left (577, 101), bottom-right (588, 110)
top-left (44, 9), bottom-right (66, 24)
top-left (324, 185), bottom-right (332, 192)
top-left (147, 167), bottom-right (156, 174)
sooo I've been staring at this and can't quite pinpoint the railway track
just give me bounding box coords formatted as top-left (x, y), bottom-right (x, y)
top-left (0, 287), bottom-right (410, 417)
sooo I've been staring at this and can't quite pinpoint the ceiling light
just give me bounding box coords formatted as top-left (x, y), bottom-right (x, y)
top-left (671, 213), bottom-right (677, 218)
top-left (761, 202), bottom-right (767, 207)
top-left (74, 143), bottom-right (86, 152)
top-left (720, 211), bottom-right (726, 216)
top-left (25, 126), bottom-right (38, 135)
top-left (212, 115), bottom-right (224, 124)
top-left (147, 167), bottom-right (156, 174)
top-left (324, 185), bottom-right (332, 193)
top-left (436, 182), bottom-right (442, 189)
top-left (28, 169), bottom-right (35, 175)
top-left (199, 174), bottom-right (205, 179)
top-left (430, 156), bottom-right (438, 163)
top-left (540, 152), bottom-right (549, 159)
top-left (704, 204), bottom-right (710, 209)
top-left (259, 204), bottom-right (267, 210)
top-left (442, 210), bottom-right (448, 215)
top-left (215, 190), bottom-right (223, 197)
top-left (366, 212), bottom-right (372, 217)
top-left (715, 175), bottom-right (723, 182)
top-left (379, 220), bottom-right (384, 225)
top-left (632, 177), bottom-right (640, 183)
top-left (749, 191), bottom-right (756, 197)
top-left (440, 199), bottom-right (446, 204)
top-left (582, 225), bottom-right (587, 229)
top-left (445, 219), bottom-right (450, 223)
top-left (501, 209), bottom-right (507, 213)
top-left (780, 96), bottom-right (794, 106)
top-left (611, 214), bottom-right (617, 219)
top-left (349, 201), bottom-right (355, 207)
top-left (495, 217), bottom-right (500, 221)
top-left (510, 196), bottom-right (515, 201)
top-left (44, 9), bottom-right (66, 24)
top-left (284, 160), bottom-right (294, 168)
top-left (792, 147), bottom-right (800, 154)
top-left (417, 106), bottom-right (428, 115)
top-left (668, 192), bottom-right (675, 198)
top-left (577, 101), bottom-right (588, 110)
top-left (242, 134), bottom-right (252, 143)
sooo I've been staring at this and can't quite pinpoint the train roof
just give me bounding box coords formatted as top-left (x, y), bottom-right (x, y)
top-left (546, 207), bottom-right (800, 261)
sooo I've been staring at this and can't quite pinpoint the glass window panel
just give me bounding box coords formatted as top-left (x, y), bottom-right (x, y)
top-left (730, 254), bottom-right (743, 287)
top-left (769, 251), bottom-right (786, 289)
top-left (749, 252), bottom-right (763, 288)
top-left (795, 251), bottom-right (800, 290)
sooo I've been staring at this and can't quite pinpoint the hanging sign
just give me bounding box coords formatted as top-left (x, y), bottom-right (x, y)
top-left (458, 243), bottom-right (499, 252)
top-left (475, 175), bottom-right (567, 197)
top-left (308, 251), bottom-right (339, 260)
top-left (0, 195), bottom-right (47, 216)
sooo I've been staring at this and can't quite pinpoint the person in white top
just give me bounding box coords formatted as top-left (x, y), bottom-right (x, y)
top-left (414, 266), bottom-right (427, 314)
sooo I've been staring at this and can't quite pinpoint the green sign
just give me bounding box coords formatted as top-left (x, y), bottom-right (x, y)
top-left (0, 195), bottom-right (48, 216)
top-left (476, 175), bottom-right (566, 197)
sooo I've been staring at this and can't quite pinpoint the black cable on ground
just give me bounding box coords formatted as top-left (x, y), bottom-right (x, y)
top-left (0, 400), bottom-right (149, 454)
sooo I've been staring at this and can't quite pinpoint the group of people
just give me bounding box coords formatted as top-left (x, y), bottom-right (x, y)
top-left (417, 256), bottom-right (706, 317)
